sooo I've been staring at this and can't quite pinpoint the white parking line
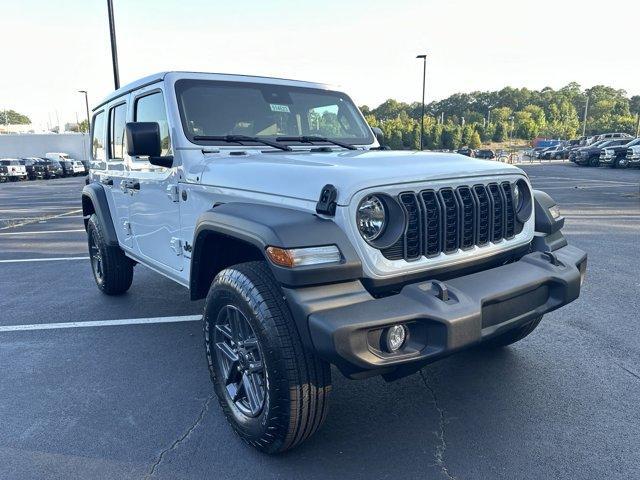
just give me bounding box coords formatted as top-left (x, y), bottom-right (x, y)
top-left (0, 208), bottom-right (83, 230)
top-left (0, 315), bottom-right (202, 332)
top-left (0, 229), bottom-right (85, 236)
top-left (0, 256), bottom-right (89, 263)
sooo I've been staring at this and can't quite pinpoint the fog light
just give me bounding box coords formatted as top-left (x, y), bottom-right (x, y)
top-left (384, 324), bottom-right (407, 352)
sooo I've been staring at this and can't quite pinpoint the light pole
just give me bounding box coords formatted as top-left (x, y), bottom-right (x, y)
top-left (581, 95), bottom-right (589, 137)
top-left (416, 54), bottom-right (427, 150)
top-left (78, 90), bottom-right (90, 132)
top-left (107, 0), bottom-right (120, 89)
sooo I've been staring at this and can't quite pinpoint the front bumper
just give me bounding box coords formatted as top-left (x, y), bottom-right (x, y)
top-left (290, 244), bottom-right (586, 378)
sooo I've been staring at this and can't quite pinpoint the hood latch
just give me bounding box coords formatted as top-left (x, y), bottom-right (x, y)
top-left (316, 184), bottom-right (337, 216)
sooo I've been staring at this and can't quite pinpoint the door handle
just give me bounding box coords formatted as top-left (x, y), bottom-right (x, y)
top-left (120, 179), bottom-right (141, 191)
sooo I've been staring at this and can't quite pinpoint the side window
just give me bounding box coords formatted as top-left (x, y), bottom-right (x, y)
top-left (109, 103), bottom-right (127, 160)
top-left (91, 111), bottom-right (106, 161)
top-left (135, 92), bottom-right (171, 156)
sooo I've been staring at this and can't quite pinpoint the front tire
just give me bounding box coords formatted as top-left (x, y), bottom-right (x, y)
top-left (482, 316), bottom-right (543, 349)
top-left (204, 261), bottom-right (331, 454)
top-left (589, 156), bottom-right (599, 167)
top-left (86, 214), bottom-right (134, 295)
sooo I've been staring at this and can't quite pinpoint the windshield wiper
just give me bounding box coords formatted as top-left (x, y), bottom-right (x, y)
top-left (275, 135), bottom-right (357, 150)
top-left (192, 135), bottom-right (292, 152)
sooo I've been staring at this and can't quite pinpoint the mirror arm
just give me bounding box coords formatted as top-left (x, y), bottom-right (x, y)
top-left (149, 155), bottom-right (174, 168)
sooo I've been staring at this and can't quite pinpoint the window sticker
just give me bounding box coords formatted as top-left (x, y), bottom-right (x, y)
top-left (270, 104), bottom-right (290, 113)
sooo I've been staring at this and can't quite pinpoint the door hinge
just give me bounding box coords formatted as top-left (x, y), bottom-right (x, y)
top-left (166, 184), bottom-right (180, 202)
top-left (170, 237), bottom-right (183, 256)
top-left (122, 220), bottom-right (132, 236)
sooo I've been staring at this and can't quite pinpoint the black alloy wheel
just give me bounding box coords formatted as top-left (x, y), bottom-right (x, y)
top-left (213, 305), bottom-right (266, 417)
top-left (88, 228), bottom-right (104, 284)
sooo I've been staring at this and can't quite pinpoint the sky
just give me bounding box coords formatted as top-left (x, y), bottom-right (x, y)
top-left (2, 0), bottom-right (638, 131)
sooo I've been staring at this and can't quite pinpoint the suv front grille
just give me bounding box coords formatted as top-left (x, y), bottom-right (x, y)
top-left (382, 182), bottom-right (519, 261)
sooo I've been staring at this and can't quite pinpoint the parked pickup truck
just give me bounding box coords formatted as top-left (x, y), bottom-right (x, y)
top-left (626, 144), bottom-right (640, 166)
top-left (82, 71), bottom-right (587, 453)
top-left (573, 138), bottom-right (631, 166)
top-left (599, 138), bottom-right (640, 168)
top-left (0, 159), bottom-right (28, 181)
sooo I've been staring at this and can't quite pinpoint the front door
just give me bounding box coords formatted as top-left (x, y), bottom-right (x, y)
top-left (127, 88), bottom-right (183, 272)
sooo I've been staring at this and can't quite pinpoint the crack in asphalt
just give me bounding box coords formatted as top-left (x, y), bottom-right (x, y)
top-left (146, 395), bottom-right (214, 479)
top-left (617, 363), bottom-right (640, 382)
top-left (419, 369), bottom-right (457, 480)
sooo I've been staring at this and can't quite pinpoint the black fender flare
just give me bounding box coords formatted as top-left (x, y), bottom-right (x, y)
top-left (81, 183), bottom-right (119, 246)
top-left (190, 202), bottom-right (363, 291)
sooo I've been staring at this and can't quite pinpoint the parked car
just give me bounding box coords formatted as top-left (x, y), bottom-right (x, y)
top-left (0, 158), bottom-right (28, 181)
top-left (82, 71), bottom-right (587, 454)
top-left (45, 152), bottom-right (85, 176)
top-left (73, 160), bottom-right (88, 175)
top-left (37, 158), bottom-right (63, 179)
top-left (19, 157), bottom-right (48, 180)
top-left (540, 146), bottom-right (561, 160)
top-left (456, 146), bottom-right (474, 157)
top-left (599, 138), bottom-right (640, 168)
top-left (475, 149), bottom-right (496, 159)
top-left (574, 139), bottom-right (631, 166)
top-left (531, 146), bottom-right (547, 159)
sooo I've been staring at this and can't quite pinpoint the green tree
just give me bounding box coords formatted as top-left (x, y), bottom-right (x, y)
top-left (0, 109), bottom-right (31, 124)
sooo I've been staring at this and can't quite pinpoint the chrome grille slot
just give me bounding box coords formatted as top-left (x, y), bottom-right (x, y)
top-left (438, 188), bottom-right (460, 253)
top-left (420, 190), bottom-right (442, 257)
top-left (399, 193), bottom-right (422, 260)
top-left (487, 183), bottom-right (504, 242)
top-left (472, 184), bottom-right (491, 245)
top-left (456, 186), bottom-right (475, 249)
top-left (501, 182), bottom-right (515, 239)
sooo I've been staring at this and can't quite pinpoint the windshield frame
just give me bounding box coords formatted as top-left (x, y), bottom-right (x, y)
top-left (174, 79), bottom-right (374, 148)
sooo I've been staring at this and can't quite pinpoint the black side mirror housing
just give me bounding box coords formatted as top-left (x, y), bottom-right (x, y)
top-left (125, 122), bottom-right (173, 168)
top-left (371, 127), bottom-right (389, 150)
top-left (371, 127), bottom-right (384, 145)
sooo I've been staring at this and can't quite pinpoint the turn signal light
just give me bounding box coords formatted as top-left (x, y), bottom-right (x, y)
top-left (266, 245), bottom-right (341, 268)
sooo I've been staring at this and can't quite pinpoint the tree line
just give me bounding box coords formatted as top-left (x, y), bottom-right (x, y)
top-left (361, 83), bottom-right (640, 150)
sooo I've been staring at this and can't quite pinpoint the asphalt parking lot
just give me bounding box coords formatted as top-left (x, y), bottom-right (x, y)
top-left (0, 164), bottom-right (639, 480)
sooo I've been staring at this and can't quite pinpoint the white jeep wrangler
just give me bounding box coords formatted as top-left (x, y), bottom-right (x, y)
top-left (82, 71), bottom-right (587, 453)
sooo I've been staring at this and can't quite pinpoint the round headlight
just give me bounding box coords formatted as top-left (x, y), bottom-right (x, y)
top-left (357, 195), bottom-right (387, 242)
top-left (513, 183), bottom-right (522, 212)
top-left (513, 179), bottom-right (532, 223)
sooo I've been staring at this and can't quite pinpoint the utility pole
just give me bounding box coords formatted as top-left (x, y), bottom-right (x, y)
top-left (416, 54), bottom-right (427, 151)
top-left (636, 114), bottom-right (640, 138)
top-left (107, 0), bottom-right (120, 89)
top-left (78, 90), bottom-right (90, 132)
top-left (581, 96), bottom-right (589, 137)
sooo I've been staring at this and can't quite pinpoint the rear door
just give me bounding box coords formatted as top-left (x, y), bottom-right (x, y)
top-left (98, 101), bottom-right (133, 249)
top-left (127, 87), bottom-right (183, 272)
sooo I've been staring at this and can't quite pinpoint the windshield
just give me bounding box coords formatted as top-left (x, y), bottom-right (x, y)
top-left (175, 80), bottom-right (373, 147)
top-left (1, 160), bottom-right (19, 166)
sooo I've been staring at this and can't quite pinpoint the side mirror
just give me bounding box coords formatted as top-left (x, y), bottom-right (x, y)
top-left (371, 127), bottom-right (389, 150)
top-left (125, 122), bottom-right (173, 168)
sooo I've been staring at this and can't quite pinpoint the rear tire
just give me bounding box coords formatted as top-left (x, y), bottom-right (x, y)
top-left (87, 214), bottom-right (134, 295)
top-left (204, 261), bottom-right (331, 454)
top-left (481, 316), bottom-right (543, 349)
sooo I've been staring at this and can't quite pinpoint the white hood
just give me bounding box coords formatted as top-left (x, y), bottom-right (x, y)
top-left (196, 149), bottom-right (525, 205)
